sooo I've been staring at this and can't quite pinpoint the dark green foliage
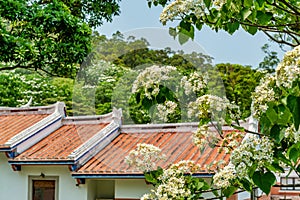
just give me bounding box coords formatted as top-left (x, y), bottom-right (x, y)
top-left (0, 0), bottom-right (92, 77)
top-left (0, 71), bottom-right (75, 114)
top-left (215, 63), bottom-right (263, 118)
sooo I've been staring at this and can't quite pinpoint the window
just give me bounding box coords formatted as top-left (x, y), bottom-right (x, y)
top-left (29, 176), bottom-right (58, 200)
top-left (280, 177), bottom-right (300, 191)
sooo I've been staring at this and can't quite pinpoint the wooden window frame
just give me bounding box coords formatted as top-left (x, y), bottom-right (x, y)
top-left (280, 177), bottom-right (300, 191)
top-left (28, 175), bottom-right (59, 200)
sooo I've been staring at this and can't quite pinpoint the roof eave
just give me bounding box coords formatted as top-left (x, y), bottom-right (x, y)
top-left (8, 160), bottom-right (74, 165)
top-left (71, 173), bottom-right (214, 179)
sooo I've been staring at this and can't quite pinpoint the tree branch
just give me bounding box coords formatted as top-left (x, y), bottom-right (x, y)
top-left (0, 62), bottom-right (58, 77)
top-left (266, 0), bottom-right (298, 16)
top-left (276, 0), bottom-right (300, 15)
top-left (263, 30), bottom-right (299, 47)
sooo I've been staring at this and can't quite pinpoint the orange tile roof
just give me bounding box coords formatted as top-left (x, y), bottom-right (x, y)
top-left (74, 129), bottom-right (236, 175)
top-left (14, 123), bottom-right (108, 161)
top-left (0, 114), bottom-right (49, 149)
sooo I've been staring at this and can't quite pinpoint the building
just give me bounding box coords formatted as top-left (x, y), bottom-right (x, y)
top-left (1, 102), bottom-right (293, 200)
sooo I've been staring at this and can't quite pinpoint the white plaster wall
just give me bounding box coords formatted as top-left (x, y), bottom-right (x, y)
top-left (0, 153), bottom-right (27, 200)
top-left (115, 179), bottom-right (153, 199)
top-left (87, 180), bottom-right (97, 200)
top-left (96, 180), bottom-right (115, 199)
top-left (0, 153), bottom-right (88, 200)
top-left (114, 178), bottom-right (217, 199)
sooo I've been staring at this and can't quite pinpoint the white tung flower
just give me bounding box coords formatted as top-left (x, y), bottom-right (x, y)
top-left (231, 135), bottom-right (274, 178)
top-left (251, 75), bottom-right (276, 119)
top-left (276, 45), bottom-right (300, 89)
top-left (132, 65), bottom-right (177, 99)
top-left (125, 143), bottom-right (165, 172)
top-left (213, 163), bottom-right (236, 188)
top-left (156, 101), bottom-right (178, 122)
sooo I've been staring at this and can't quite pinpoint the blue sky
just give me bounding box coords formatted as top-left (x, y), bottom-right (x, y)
top-left (98, 0), bottom-right (284, 68)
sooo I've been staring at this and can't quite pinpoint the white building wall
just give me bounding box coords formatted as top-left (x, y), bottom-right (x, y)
top-left (0, 153), bottom-right (88, 200)
top-left (87, 180), bottom-right (97, 200)
top-left (0, 153), bottom-right (27, 200)
top-left (115, 179), bottom-right (153, 199)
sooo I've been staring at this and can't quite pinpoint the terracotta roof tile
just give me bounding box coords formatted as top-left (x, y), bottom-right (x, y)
top-left (74, 130), bottom-right (238, 175)
top-left (14, 123), bottom-right (108, 161)
top-left (0, 114), bottom-right (49, 148)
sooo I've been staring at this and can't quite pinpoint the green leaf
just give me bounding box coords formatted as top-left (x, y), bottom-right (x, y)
top-left (248, 163), bottom-right (258, 177)
top-left (204, 0), bottom-right (212, 7)
top-left (253, 171), bottom-right (276, 194)
top-left (259, 114), bottom-right (271, 134)
top-left (265, 162), bottom-right (285, 173)
top-left (227, 21), bottom-right (240, 34)
top-left (287, 145), bottom-right (300, 163)
top-left (277, 105), bottom-right (291, 125)
top-left (169, 27), bottom-right (177, 39)
top-left (257, 11), bottom-right (273, 25)
top-left (241, 8), bottom-right (252, 20)
top-left (240, 178), bottom-right (252, 191)
top-left (178, 32), bottom-right (189, 45)
top-left (296, 165), bottom-right (300, 174)
top-left (222, 186), bottom-right (238, 197)
top-left (289, 148), bottom-right (300, 162)
top-left (144, 167), bottom-right (163, 186)
top-left (266, 105), bottom-right (278, 125)
top-left (287, 95), bottom-right (300, 131)
top-left (179, 20), bottom-right (192, 32)
top-left (270, 124), bottom-right (284, 143)
top-left (247, 26), bottom-right (258, 35)
top-left (243, 0), bottom-right (253, 7)
top-left (195, 22), bottom-right (203, 30)
top-left (231, 124), bottom-right (245, 131)
top-left (178, 23), bottom-right (195, 44)
top-left (256, 0), bottom-right (265, 7)
top-left (276, 151), bottom-right (292, 166)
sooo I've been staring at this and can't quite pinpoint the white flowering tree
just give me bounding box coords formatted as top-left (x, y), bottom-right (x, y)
top-left (210, 45), bottom-right (300, 197)
top-left (0, 71), bottom-right (77, 114)
top-left (127, 45), bottom-right (300, 199)
top-left (128, 65), bottom-right (210, 124)
top-left (126, 144), bottom-right (211, 199)
top-left (147, 0), bottom-right (299, 47)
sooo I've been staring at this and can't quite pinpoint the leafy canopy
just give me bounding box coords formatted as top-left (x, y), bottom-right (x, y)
top-left (0, 0), bottom-right (121, 77)
top-left (148, 0), bottom-right (300, 47)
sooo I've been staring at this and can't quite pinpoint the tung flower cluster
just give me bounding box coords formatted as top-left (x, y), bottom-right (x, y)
top-left (285, 125), bottom-right (300, 143)
top-left (132, 65), bottom-right (177, 99)
top-left (276, 45), bottom-right (300, 89)
top-left (193, 125), bottom-right (218, 151)
top-left (251, 75), bottom-right (276, 119)
top-left (156, 101), bottom-right (178, 122)
top-left (252, 45), bottom-right (300, 119)
top-left (159, 0), bottom-right (227, 25)
top-left (125, 143), bottom-right (165, 172)
top-left (142, 160), bottom-right (201, 200)
top-left (230, 135), bottom-right (274, 179)
top-left (213, 163), bottom-right (236, 188)
top-left (181, 71), bottom-right (208, 96)
top-left (159, 0), bottom-right (202, 25)
top-left (188, 94), bottom-right (240, 123)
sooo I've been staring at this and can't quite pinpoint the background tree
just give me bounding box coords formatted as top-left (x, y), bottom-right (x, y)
top-left (75, 35), bottom-right (264, 120)
top-left (216, 63), bottom-right (263, 118)
top-left (258, 43), bottom-right (281, 73)
top-left (0, 71), bottom-right (75, 113)
top-left (148, 0), bottom-right (300, 48)
top-left (0, 0), bottom-right (121, 78)
top-left (46, 0), bottom-right (121, 28)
